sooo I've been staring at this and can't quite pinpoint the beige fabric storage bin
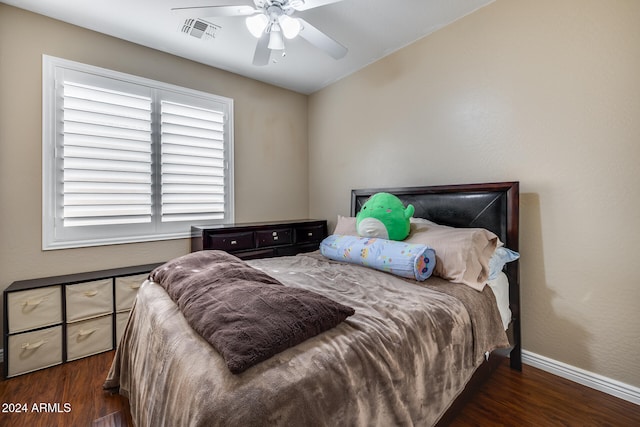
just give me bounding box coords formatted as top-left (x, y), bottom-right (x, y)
top-left (66, 314), bottom-right (113, 361)
top-left (66, 279), bottom-right (113, 322)
top-left (115, 311), bottom-right (131, 345)
top-left (7, 286), bottom-right (62, 334)
top-left (8, 325), bottom-right (63, 377)
top-left (115, 274), bottom-right (146, 312)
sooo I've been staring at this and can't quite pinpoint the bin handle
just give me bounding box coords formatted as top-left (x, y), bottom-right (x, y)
top-left (78, 328), bottom-right (98, 337)
top-left (22, 298), bottom-right (44, 307)
top-left (21, 340), bottom-right (46, 350)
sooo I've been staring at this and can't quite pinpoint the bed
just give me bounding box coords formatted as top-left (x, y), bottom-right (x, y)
top-left (104, 181), bottom-right (521, 426)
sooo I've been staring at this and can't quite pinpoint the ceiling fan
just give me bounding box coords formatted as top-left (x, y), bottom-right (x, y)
top-left (171, 0), bottom-right (348, 66)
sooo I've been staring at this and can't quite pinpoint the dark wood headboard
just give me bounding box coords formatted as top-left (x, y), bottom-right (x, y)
top-left (351, 181), bottom-right (521, 370)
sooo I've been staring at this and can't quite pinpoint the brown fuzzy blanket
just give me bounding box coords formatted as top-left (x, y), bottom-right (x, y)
top-left (149, 250), bottom-right (355, 374)
top-left (105, 252), bottom-right (508, 427)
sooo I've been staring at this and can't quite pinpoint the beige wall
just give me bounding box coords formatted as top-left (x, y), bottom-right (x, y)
top-left (309, 0), bottom-right (640, 387)
top-left (0, 5), bottom-right (308, 333)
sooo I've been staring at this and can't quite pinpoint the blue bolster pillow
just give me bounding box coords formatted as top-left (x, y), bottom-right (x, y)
top-left (320, 235), bottom-right (436, 281)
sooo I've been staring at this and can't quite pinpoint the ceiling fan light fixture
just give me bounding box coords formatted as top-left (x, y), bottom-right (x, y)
top-left (279, 15), bottom-right (301, 39)
top-left (245, 14), bottom-right (269, 38)
top-left (268, 29), bottom-right (285, 50)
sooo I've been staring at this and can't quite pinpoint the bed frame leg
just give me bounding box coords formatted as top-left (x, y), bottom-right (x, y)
top-left (509, 318), bottom-right (522, 371)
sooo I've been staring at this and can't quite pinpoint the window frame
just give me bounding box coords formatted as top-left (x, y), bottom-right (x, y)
top-left (42, 55), bottom-right (234, 250)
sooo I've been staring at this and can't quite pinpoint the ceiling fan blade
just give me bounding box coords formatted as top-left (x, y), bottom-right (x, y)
top-left (252, 32), bottom-right (271, 66)
top-left (291, 0), bottom-right (344, 12)
top-left (171, 5), bottom-right (257, 18)
top-left (297, 18), bottom-right (347, 59)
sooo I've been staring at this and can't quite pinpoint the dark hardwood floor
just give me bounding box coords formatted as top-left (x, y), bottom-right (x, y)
top-left (0, 351), bottom-right (132, 427)
top-left (453, 361), bottom-right (640, 427)
top-left (1, 351), bottom-right (638, 426)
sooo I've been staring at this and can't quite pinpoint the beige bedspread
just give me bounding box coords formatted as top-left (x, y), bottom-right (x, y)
top-left (105, 252), bottom-right (508, 427)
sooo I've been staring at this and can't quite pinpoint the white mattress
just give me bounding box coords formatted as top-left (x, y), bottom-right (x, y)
top-left (487, 272), bottom-right (511, 330)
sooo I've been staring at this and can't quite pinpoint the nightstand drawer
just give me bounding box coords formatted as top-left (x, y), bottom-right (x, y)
top-left (255, 228), bottom-right (292, 247)
top-left (295, 224), bottom-right (326, 243)
top-left (115, 274), bottom-right (147, 312)
top-left (66, 315), bottom-right (113, 361)
top-left (66, 279), bottom-right (113, 322)
top-left (8, 326), bottom-right (63, 377)
top-left (207, 231), bottom-right (254, 251)
top-left (7, 286), bottom-right (62, 333)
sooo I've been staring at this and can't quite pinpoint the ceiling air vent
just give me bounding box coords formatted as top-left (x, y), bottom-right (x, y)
top-left (181, 19), bottom-right (220, 40)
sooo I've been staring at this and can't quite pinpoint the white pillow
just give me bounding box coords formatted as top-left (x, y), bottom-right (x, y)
top-left (487, 272), bottom-right (511, 330)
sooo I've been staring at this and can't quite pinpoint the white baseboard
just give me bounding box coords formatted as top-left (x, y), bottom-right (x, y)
top-left (522, 350), bottom-right (640, 406)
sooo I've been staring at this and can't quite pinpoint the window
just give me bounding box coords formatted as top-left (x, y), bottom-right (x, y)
top-left (42, 56), bottom-right (234, 249)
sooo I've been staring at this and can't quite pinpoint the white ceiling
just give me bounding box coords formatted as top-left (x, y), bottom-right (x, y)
top-left (2, 0), bottom-right (494, 94)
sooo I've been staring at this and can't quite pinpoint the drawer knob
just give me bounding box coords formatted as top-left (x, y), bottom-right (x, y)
top-left (230, 240), bottom-right (237, 245)
top-left (84, 290), bottom-right (99, 297)
top-left (130, 283), bottom-right (141, 290)
top-left (21, 340), bottom-right (46, 350)
top-left (307, 232), bottom-right (313, 236)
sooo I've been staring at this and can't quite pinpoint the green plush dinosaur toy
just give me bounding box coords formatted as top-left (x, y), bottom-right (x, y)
top-left (356, 192), bottom-right (415, 241)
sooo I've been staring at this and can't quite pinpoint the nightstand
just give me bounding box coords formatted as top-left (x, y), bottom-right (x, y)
top-left (191, 219), bottom-right (328, 259)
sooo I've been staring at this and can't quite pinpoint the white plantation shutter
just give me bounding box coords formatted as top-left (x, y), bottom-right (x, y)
top-left (43, 56), bottom-right (234, 249)
top-left (62, 82), bottom-right (153, 226)
top-left (160, 101), bottom-right (226, 222)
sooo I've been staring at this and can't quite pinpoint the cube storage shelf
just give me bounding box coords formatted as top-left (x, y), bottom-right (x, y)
top-left (3, 263), bottom-right (162, 378)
